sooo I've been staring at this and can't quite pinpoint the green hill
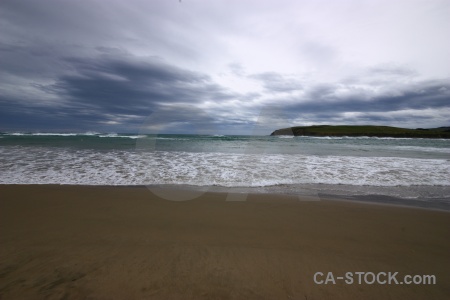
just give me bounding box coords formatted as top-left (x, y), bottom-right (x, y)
top-left (270, 125), bottom-right (450, 138)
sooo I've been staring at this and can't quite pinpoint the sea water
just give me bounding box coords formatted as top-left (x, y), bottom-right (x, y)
top-left (1, 132), bottom-right (449, 210)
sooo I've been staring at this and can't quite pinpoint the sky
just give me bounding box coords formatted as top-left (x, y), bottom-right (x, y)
top-left (1, 0), bottom-right (449, 135)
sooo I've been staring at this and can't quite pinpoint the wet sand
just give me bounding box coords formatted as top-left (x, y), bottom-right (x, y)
top-left (0, 185), bottom-right (449, 299)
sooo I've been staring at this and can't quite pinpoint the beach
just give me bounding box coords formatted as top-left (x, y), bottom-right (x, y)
top-left (3, 0), bottom-right (450, 299)
top-left (1, 185), bottom-right (449, 299)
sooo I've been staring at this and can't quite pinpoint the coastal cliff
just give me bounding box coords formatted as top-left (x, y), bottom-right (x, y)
top-left (270, 125), bottom-right (450, 138)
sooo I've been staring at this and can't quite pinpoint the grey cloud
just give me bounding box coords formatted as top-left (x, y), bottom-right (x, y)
top-left (1, 0), bottom-right (449, 133)
top-left (367, 65), bottom-right (417, 77)
top-left (343, 65), bottom-right (419, 85)
top-left (250, 72), bottom-right (302, 93)
top-left (299, 41), bottom-right (338, 67)
top-left (281, 79), bottom-right (450, 122)
top-left (0, 0), bottom-right (240, 132)
top-left (139, 105), bottom-right (223, 134)
top-left (0, 0), bottom-right (209, 68)
top-left (228, 63), bottom-right (245, 76)
top-left (1, 53), bottom-right (237, 131)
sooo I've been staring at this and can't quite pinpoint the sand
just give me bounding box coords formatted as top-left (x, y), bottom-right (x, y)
top-left (0, 185), bottom-right (449, 299)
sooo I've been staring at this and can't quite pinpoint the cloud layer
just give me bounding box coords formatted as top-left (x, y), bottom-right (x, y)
top-left (1, 0), bottom-right (449, 134)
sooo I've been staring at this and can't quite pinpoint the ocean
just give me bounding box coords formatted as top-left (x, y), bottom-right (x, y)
top-left (1, 132), bottom-right (449, 210)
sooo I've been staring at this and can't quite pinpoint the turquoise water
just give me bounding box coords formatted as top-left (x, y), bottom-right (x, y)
top-left (1, 132), bottom-right (449, 209)
top-left (1, 132), bottom-right (449, 157)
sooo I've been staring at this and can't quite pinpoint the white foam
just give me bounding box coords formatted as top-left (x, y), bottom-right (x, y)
top-left (32, 133), bottom-right (78, 136)
top-left (98, 133), bottom-right (118, 137)
top-left (98, 134), bottom-right (145, 139)
top-left (297, 136), bottom-right (337, 139)
top-left (1, 132), bottom-right (146, 139)
top-left (83, 131), bottom-right (100, 136)
top-left (4, 132), bottom-right (84, 137)
top-left (1, 146), bottom-right (449, 188)
top-left (155, 137), bottom-right (189, 140)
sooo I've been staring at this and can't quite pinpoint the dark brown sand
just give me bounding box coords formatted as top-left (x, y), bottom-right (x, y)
top-left (0, 185), bottom-right (449, 299)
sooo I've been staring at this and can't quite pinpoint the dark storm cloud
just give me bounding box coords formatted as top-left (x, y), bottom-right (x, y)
top-left (2, 50), bottom-right (448, 131)
top-left (298, 80), bottom-right (450, 113)
top-left (0, 96), bottom-right (115, 131)
top-left (52, 55), bottom-right (211, 111)
top-left (1, 0), bottom-right (449, 133)
top-left (0, 53), bottom-right (237, 131)
top-left (0, 0), bottom-right (238, 132)
top-left (279, 79), bottom-right (450, 125)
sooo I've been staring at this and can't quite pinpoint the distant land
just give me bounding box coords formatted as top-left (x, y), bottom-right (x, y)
top-left (270, 125), bottom-right (450, 138)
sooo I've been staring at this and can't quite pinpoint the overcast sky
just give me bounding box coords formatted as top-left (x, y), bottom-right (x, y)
top-left (1, 0), bottom-right (449, 134)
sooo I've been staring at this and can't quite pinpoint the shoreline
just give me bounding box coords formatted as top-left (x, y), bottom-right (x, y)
top-left (1, 185), bottom-right (449, 299)
top-left (1, 183), bottom-right (449, 212)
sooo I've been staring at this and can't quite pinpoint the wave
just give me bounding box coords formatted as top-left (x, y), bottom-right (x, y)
top-left (154, 137), bottom-right (190, 140)
top-left (98, 134), bottom-right (146, 139)
top-left (276, 135), bottom-right (295, 138)
top-left (83, 131), bottom-right (101, 136)
top-left (2, 132), bottom-right (92, 137)
top-left (1, 132), bottom-right (145, 139)
top-left (29, 133), bottom-right (78, 136)
top-left (1, 147), bottom-right (449, 188)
